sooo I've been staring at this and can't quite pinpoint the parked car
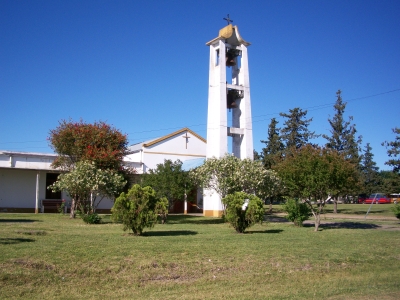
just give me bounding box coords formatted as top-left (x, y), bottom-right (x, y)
top-left (389, 193), bottom-right (400, 204)
top-left (363, 193), bottom-right (391, 204)
top-left (357, 194), bottom-right (368, 204)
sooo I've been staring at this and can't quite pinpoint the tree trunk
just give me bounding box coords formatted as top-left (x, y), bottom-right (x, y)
top-left (268, 199), bottom-right (273, 213)
top-left (69, 198), bottom-right (76, 219)
top-left (333, 198), bottom-right (338, 214)
top-left (314, 213), bottom-right (320, 232)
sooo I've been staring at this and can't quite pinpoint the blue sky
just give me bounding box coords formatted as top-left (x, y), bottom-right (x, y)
top-left (1, 0), bottom-right (399, 170)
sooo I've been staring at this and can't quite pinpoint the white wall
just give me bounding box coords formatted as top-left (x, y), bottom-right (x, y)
top-left (0, 152), bottom-right (56, 169)
top-left (0, 168), bottom-right (43, 209)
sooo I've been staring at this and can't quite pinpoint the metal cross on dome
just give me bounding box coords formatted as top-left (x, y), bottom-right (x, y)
top-left (223, 14), bottom-right (233, 25)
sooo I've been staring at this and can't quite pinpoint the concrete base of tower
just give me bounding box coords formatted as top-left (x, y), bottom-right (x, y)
top-left (203, 210), bottom-right (224, 217)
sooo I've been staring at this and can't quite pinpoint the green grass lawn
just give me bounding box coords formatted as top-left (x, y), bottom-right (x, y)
top-left (1, 212), bottom-right (399, 299)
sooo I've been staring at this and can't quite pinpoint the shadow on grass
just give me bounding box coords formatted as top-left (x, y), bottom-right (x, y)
top-left (0, 219), bottom-right (40, 223)
top-left (322, 208), bottom-right (387, 215)
top-left (304, 222), bottom-right (380, 229)
top-left (265, 215), bottom-right (289, 223)
top-left (245, 229), bottom-right (284, 234)
top-left (142, 230), bottom-right (198, 237)
top-left (166, 215), bottom-right (225, 225)
top-left (0, 238), bottom-right (35, 245)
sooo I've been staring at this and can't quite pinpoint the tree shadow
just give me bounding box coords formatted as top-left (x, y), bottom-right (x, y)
top-left (265, 215), bottom-right (289, 223)
top-left (0, 219), bottom-right (41, 223)
top-left (142, 230), bottom-right (198, 237)
top-left (304, 222), bottom-right (380, 229)
top-left (245, 229), bottom-right (284, 234)
top-left (166, 215), bottom-right (225, 225)
top-left (322, 208), bottom-right (386, 215)
top-left (0, 238), bottom-right (36, 245)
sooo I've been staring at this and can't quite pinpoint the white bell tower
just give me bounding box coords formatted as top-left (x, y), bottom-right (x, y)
top-left (203, 21), bottom-right (254, 217)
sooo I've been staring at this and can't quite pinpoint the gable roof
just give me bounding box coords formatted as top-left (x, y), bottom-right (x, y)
top-left (144, 128), bottom-right (206, 147)
top-left (128, 128), bottom-right (206, 152)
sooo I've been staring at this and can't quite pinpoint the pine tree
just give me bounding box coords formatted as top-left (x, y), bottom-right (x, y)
top-left (260, 118), bottom-right (285, 169)
top-left (323, 90), bottom-right (362, 165)
top-left (280, 107), bottom-right (317, 150)
top-left (382, 127), bottom-right (400, 174)
top-left (360, 143), bottom-right (380, 195)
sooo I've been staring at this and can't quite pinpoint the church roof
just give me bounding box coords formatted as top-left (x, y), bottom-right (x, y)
top-left (128, 127), bottom-right (206, 153)
top-left (0, 150), bottom-right (57, 158)
top-left (206, 24), bottom-right (250, 46)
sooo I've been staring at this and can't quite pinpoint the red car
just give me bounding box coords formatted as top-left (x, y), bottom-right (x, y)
top-left (357, 194), bottom-right (368, 204)
top-left (363, 193), bottom-right (391, 204)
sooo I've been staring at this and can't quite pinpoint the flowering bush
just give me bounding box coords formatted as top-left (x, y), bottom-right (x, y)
top-left (190, 154), bottom-right (281, 200)
top-left (49, 161), bottom-right (126, 218)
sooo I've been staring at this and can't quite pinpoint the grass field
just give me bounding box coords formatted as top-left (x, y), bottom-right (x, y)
top-left (1, 205), bottom-right (399, 299)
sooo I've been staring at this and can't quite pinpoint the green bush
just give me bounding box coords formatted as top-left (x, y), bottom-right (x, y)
top-left (222, 192), bottom-right (264, 233)
top-left (111, 184), bottom-right (161, 235)
top-left (391, 204), bottom-right (400, 219)
top-left (282, 198), bottom-right (312, 226)
top-left (155, 196), bottom-right (169, 224)
top-left (81, 213), bottom-right (102, 224)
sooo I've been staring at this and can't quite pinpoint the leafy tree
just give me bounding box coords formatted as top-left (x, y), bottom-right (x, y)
top-left (360, 143), bottom-right (380, 196)
top-left (49, 119), bottom-right (129, 171)
top-left (274, 145), bottom-right (359, 231)
top-left (112, 184), bottom-right (166, 235)
top-left (50, 161), bottom-right (126, 218)
top-left (260, 118), bottom-right (285, 169)
top-left (141, 159), bottom-right (193, 210)
top-left (279, 107), bottom-right (317, 150)
top-left (382, 127), bottom-right (400, 173)
top-left (377, 171), bottom-right (400, 195)
top-left (222, 192), bottom-right (264, 233)
top-left (189, 154), bottom-right (281, 202)
top-left (282, 198), bottom-right (312, 227)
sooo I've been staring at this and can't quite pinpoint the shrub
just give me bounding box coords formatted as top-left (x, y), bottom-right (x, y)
top-left (282, 198), bottom-right (312, 226)
top-left (57, 201), bottom-right (66, 214)
top-left (392, 204), bottom-right (400, 219)
top-left (222, 192), bottom-right (264, 233)
top-left (155, 197), bottom-right (169, 224)
top-left (81, 213), bottom-right (102, 224)
top-left (111, 184), bottom-right (161, 235)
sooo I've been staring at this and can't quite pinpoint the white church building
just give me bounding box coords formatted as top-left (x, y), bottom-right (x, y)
top-left (0, 20), bottom-right (254, 217)
top-left (0, 127), bottom-right (206, 214)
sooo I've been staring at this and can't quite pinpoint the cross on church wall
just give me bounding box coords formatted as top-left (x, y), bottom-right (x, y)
top-left (182, 132), bottom-right (190, 149)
